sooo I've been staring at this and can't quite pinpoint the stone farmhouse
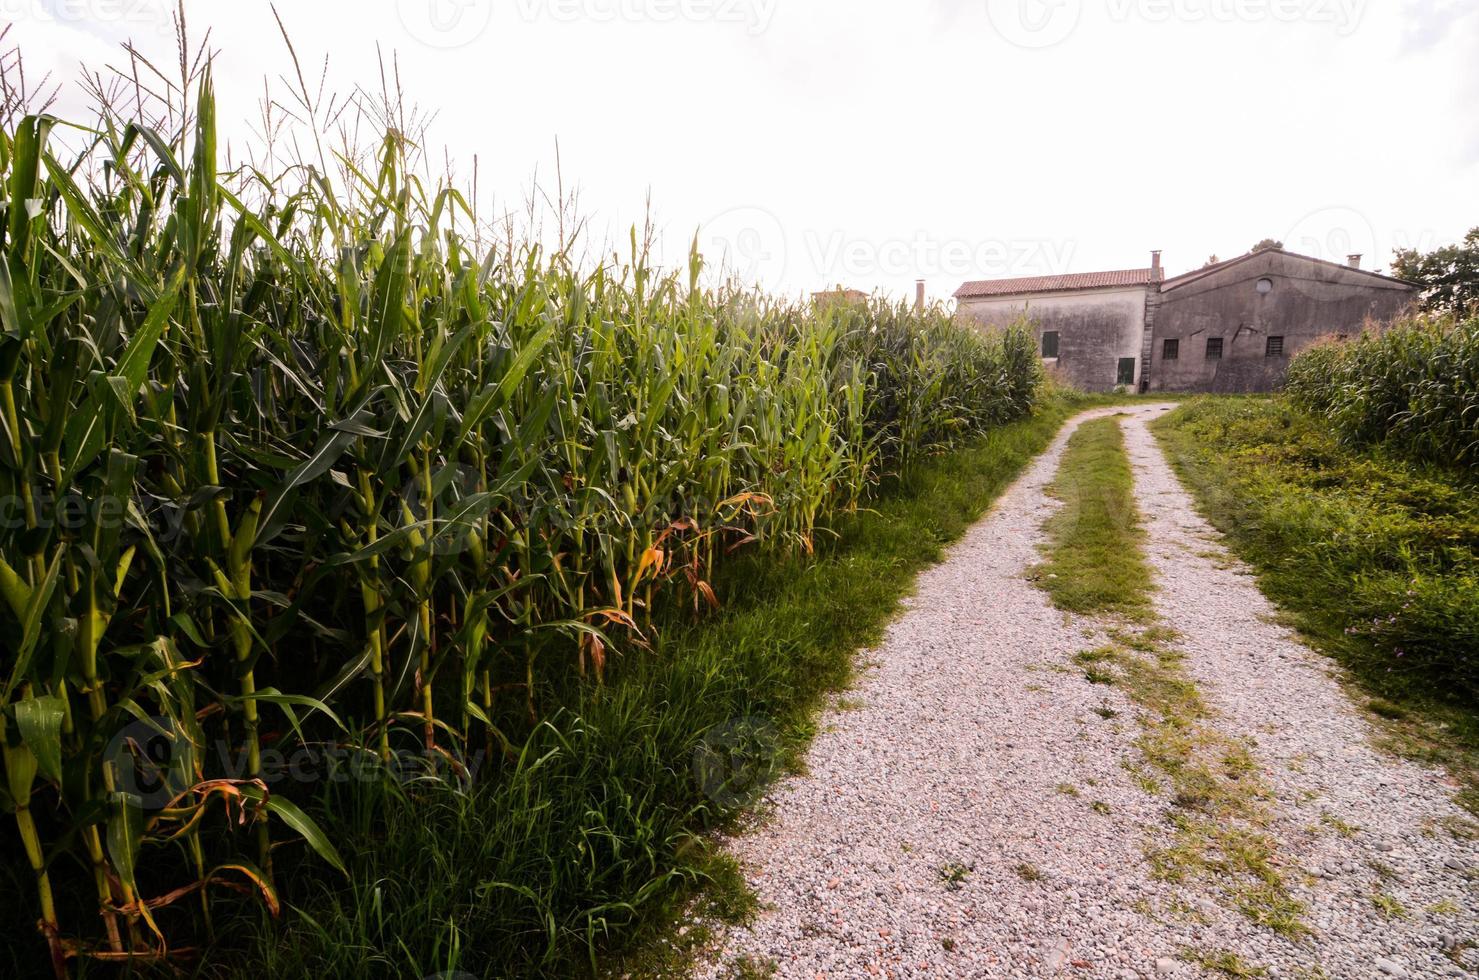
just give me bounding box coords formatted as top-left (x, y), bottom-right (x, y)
top-left (953, 247), bottom-right (1417, 392)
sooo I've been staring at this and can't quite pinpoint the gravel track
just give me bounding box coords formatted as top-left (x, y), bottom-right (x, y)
top-left (696, 404), bottom-right (1478, 979)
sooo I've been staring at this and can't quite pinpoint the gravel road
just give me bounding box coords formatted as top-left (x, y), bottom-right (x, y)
top-left (695, 404), bottom-right (1478, 979)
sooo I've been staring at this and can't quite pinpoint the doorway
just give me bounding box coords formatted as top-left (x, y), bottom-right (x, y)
top-left (1117, 358), bottom-right (1136, 387)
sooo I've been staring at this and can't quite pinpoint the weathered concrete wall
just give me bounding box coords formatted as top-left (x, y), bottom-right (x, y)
top-left (958, 287), bottom-right (1148, 392)
top-left (1149, 252), bottom-right (1414, 393)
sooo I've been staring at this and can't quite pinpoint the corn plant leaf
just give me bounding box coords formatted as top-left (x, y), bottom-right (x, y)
top-left (365, 231), bottom-right (412, 369)
top-left (126, 122), bottom-right (185, 185)
top-left (105, 375), bottom-right (139, 425)
top-left (312, 645), bottom-right (374, 706)
top-left (206, 861), bottom-right (280, 917)
top-left (255, 407), bottom-right (373, 545)
top-left (42, 152), bottom-right (148, 290)
top-left (236, 784), bottom-right (346, 874)
top-left (13, 695), bottom-right (66, 782)
top-left (216, 184), bottom-right (307, 277)
top-left (231, 687), bottom-right (346, 734)
top-left (0, 553), bottom-right (30, 621)
top-left (492, 322), bottom-right (555, 411)
top-left (7, 115), bottom-right (51, 258)
top-left (3, 548), bottom-right (64, 703)
top-left (168, 612), bottom-right (209, 647)
top-left (105, 790), bottom-right (145, 892)
top-left (61, 277), bottom-right (181, 483)
top-left (0, 259), bottom-right (21, 342)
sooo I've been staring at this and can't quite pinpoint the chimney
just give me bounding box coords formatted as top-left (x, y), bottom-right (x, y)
top-left (915, 279), bottom-right (926, 313)
top-left (1347, 254), bottom-right (1362, 269)
top-left (1150, 250), bottom-right (1163, 282)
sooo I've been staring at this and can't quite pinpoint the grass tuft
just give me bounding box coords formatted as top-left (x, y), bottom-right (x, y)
top-left (1035, 417), bottom-right (1153, 617)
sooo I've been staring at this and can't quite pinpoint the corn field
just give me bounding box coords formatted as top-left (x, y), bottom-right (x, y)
top-left (0, 69), bottom-right (1041, 974)
top-left (1285, 316), bottom-right (1479, 468)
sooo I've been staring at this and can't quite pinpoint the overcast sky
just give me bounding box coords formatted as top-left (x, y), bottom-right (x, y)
top-left (8, 0), bottom-right (1478, 301)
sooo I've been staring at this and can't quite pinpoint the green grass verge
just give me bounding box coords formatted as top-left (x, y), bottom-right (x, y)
top-left (1035, 415), bottom-right (1153, 617)
top-left (1152, 397), bottom-right (1479, 814)
top-left (120, 391), bottom-right (1119, 980)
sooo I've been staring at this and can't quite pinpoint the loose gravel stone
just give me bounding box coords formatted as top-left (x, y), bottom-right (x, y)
top-left (694, 406), bottom-right (1479, 979)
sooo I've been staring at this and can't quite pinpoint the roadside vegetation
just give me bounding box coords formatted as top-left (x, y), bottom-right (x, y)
top-left (219, 391), bottom-right (1111, 980)
top-left (1153, 337), bottom-right (1479, 813)
top-left (1284, 316), bottom-right (1478, 469)
top-left (0, 36), bottom-right (1079, 976)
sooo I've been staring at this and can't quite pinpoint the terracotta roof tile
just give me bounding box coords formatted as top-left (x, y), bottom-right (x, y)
top-left (954, 268), bottom-right (1154, 300)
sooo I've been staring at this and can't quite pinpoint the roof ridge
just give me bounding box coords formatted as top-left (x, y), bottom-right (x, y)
top-left (954, 267), bottom-right (1154, 300)
top-left (1159, 247), bottom-right (1416, 290)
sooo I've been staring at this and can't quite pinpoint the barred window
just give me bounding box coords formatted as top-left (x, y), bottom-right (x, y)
top-left (1041, 331), bottom-right (1060, 358)
top-left (1266, 336), bottom-right (1284, 357)
top-left (1206, 337), bottom-right (1223, 359)
top-left (1162, 339), bottom-right (1179, 360)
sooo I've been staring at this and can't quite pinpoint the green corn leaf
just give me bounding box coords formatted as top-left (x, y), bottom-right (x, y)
top-left (105, 790), bottom-right (145, 893)
top-left (231, 687), bottom-right (346, 733)
top-left (0, 553), bottom-right (30, 621)
top-left (13, 695), bottom-right (66, 783)
top-left (0, 259), bottom-right (21, 343)
top-left (312, 645), bottom-right (374, 707)
top-left (492, 322), bottom-right (555, 410)
top-left (365, 231), bottom-right (412, 369)
top-left (237, 785), bottom-right (346, 874)
top-left (3, 548), bottom-right (64, 703)
top-left (255, 409), bottom-right (372, 545)
top-left (61, 277), bottom-right (181, 483)
top-left (42, 151), bottom-right (149, 291)
top-left (6, 115), bottom-right (51, 259)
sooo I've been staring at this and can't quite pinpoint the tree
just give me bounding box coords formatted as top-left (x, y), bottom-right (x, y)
top-left (1250, 238), bottom-right (1283, 252)
top-left (1391, 227), bottom-right (1479, 315)
top-left (1203, 254), bottom-right (1221, 268)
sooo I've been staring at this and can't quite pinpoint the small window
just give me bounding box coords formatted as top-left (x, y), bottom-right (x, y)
top-left (1117, 358), bottom-right (1136, 386)
top-left (1266, 336), bottom-right (1284, 357)
top-left (1205, 337), bottom-right (1223, 360)
top-left (1041, 331), bottom-right (1059, 358)
top-left (1256, 277), bottom-right (1274, 294)
top-left (1162, 338), bottom-right (1179, 360)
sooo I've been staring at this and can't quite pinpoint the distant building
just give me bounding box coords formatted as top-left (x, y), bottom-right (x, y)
top-left (954, 247), bottom-right (1417, 392)
top-left (812, 287), bottom-right (869, 309)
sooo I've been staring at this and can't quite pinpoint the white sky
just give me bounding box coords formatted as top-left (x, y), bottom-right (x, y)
top-left (8, 0), bottom-right (1479, 302)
